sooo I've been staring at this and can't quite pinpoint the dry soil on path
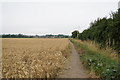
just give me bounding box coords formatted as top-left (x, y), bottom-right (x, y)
top-left (58, 42), bottom-right (89, 78)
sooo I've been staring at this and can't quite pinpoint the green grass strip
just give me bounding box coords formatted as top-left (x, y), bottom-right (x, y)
top-left (70, 39), bottom-right (120, 80)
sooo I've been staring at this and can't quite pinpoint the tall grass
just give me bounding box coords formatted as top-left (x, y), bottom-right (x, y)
top-left (82, 40), bottom-right (118, 60)
top-left (70, 39), bottom-right (120, 80)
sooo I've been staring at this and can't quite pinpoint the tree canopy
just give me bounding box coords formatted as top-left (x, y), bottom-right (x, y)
top-left (71, 30), bottom-right (79, 38)
top-left (72, 9), bottom-right (120, 53)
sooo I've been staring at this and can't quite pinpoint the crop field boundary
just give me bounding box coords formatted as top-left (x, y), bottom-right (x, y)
top-left (56, 42), bottom-right (72, 77)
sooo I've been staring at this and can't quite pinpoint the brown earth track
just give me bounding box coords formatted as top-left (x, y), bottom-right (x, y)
top-left (58, 42), bottom-right (89, 78)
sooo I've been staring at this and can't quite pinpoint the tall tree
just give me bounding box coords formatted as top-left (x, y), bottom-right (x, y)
top-left (71, 30), bottom-right (79, 38)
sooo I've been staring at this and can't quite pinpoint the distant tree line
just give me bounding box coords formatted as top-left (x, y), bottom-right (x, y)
top-left (44, 34), bottom-right (70, 38)
top-left (1, 34), bottom-right (70, 38)
top-left (1, 34), bottom-right (34, 38)
top-left (72, 9), bottom-right (120, 53)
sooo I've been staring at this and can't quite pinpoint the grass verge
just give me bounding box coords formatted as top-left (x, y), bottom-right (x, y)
top-left (70, 39), bottom-right (120, 80)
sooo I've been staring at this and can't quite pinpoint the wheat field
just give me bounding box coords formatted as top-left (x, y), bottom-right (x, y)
top-left (2, 38), bottom-right (70, 78)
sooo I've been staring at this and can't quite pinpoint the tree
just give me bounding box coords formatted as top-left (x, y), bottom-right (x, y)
top-left (73, 9), bottom-right (120, 53)
top-left (71, 30), bottom-right (79, 38)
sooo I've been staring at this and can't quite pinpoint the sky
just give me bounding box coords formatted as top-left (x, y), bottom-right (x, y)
top-left (0, 0), bottom-right (119, 35)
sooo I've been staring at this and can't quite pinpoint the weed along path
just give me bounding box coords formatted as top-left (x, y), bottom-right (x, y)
top-left (58, 42), bottom-right (89, 78)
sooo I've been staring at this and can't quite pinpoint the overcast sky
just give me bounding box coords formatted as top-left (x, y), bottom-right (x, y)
top-left (0, 0), bottom-right (119, 35)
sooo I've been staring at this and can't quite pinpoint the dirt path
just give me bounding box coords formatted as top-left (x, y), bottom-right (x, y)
top-left (58, 42), bottom-right (89, 78)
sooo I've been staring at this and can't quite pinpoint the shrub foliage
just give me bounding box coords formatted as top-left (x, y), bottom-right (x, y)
top-left (72, 9), bottom-right (120, 53)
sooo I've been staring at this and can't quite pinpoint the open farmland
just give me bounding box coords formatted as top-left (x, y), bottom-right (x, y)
top-left (2, 38), bottom-right (70, 78)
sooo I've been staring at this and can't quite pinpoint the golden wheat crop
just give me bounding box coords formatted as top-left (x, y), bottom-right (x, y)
top-left (2, 38), bottom-right (70, 78)
top-left (0, 38), bottom-right (2, 78)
